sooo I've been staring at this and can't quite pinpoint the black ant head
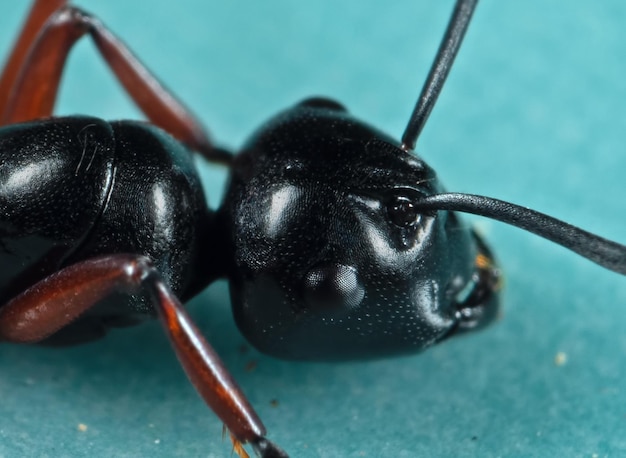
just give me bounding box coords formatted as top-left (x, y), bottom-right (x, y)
top-left (216, 0), bottom-right (625, 360)
top-left (220, 99), bottom-right (500, 360)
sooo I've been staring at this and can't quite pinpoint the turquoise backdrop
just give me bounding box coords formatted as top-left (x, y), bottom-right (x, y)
top-left (0, 1), bottom-right (625, 457)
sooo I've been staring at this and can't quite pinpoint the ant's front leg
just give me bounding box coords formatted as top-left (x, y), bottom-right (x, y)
top-left (0, 0), bottom-right (231, 164)
top-left (0, 0), bottom-right (66, 116)
top-left (0, 254), bottom-right (288, 458)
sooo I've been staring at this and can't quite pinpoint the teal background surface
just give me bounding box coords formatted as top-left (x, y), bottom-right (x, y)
top-left (1, 1), bottom-right (626, 457)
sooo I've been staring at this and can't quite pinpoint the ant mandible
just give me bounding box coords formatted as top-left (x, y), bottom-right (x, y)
top-left (0, 1), bottom-right (624, 457)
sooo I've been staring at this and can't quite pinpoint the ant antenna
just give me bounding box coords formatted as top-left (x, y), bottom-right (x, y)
top-left (399, 0), bottom-right (626, 274)
top-left (413, 193), bottom-right (626, 275)
top-left (401, 0), bottom-right (478, 151)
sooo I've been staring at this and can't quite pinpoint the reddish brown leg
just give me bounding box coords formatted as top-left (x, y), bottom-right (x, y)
top-left (1, 2), bottom-right (231, 164)
top-left (0, 0), bottom-right (67, 116)
top-left (0, 254), bottom-right (287, 458)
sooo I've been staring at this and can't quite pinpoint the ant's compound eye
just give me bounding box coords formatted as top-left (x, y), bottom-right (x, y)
top-left (387, 195), bottom-right (420, 228)
top-left (302, 264), bottom-right (365, 311)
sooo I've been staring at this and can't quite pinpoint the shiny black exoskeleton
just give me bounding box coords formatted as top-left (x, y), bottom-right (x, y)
top-left (0, 117), bottom-right (219, 343)
top-left (3, 0), bottom-right (626, 456)
top-left (0, 103), bottom-right (499, 356)
top-left (221, 99), bottom-right (499, 360)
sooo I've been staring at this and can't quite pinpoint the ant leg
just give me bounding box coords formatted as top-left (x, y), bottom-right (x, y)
top-left (1, 3), bottom-right (231, 165)
top-left (0, 254), bottom-right (287, 458)
top-left (0, 0), bottom-right (67, 116)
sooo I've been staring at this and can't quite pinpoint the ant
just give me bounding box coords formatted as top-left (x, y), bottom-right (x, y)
top-left (1, 1), bottom-right (625, 457)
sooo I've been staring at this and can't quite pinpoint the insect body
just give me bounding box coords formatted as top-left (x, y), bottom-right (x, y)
top-left (1, 0), bottom-right (625, 457)
top-left (0, 117), bottom-right (215, 336)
